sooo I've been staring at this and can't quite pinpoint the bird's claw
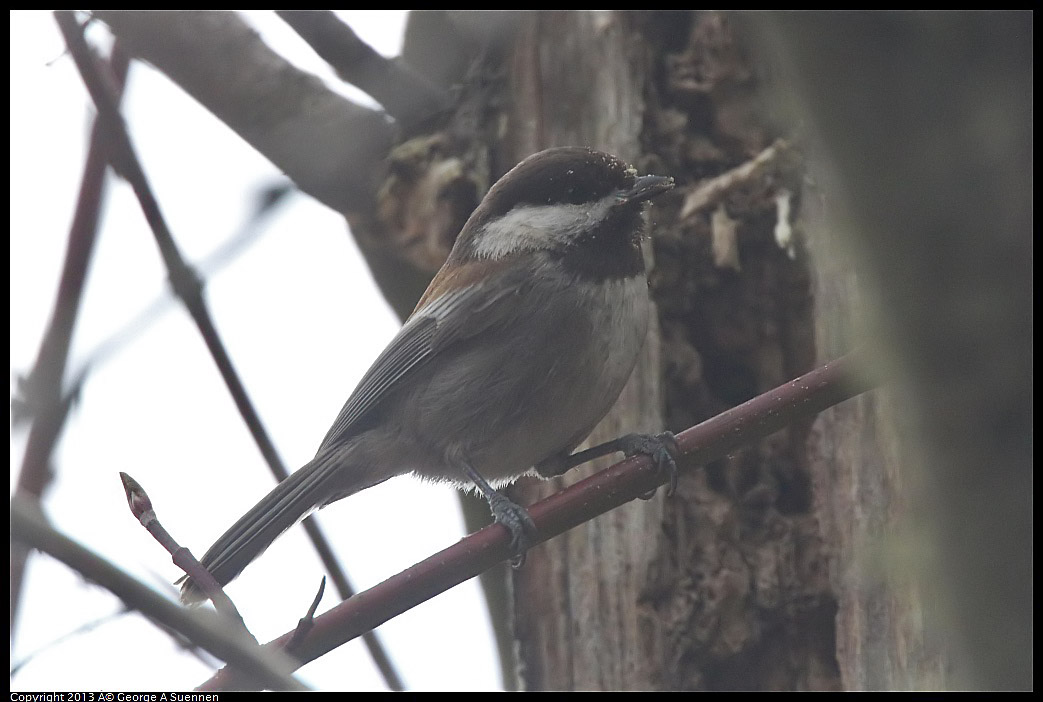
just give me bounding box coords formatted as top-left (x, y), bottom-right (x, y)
top-left (488, 492), bottom-right (537, 568)
top-left (618, 432), bottom-right (680, 499)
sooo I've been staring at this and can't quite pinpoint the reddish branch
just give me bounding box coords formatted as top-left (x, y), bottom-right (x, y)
top-left (9, 40), bottom-right (130, 637)
top-left (118, 472), bottom-right (328, 683)
top-left (200, 352), bottom-right (875, 691)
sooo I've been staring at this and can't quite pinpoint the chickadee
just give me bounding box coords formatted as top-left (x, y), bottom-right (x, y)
top-left (180, 146), bottom-right (675, 604)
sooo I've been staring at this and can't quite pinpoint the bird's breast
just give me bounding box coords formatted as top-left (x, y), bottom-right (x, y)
top-left (402, 271), bottom-right (650, 486)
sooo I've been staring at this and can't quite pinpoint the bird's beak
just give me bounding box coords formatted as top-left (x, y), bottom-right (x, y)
top-left (618, 175), bottom-right (674, 204)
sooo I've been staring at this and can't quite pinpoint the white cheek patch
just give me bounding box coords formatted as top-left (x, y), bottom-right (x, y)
top-left (472, 198), bottom-right (616, 259)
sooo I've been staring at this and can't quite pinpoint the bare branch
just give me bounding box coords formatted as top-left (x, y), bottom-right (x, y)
top-left (10, 39), bottom-right (130, 639)
top-left (11, 496), bottom-right (308, 692)
top-left (277, 10), bottom-right (450, 131)
top-left (12, 43), bottom-right (128, 428)
top-left (92, 10), bottom-right (395, 215)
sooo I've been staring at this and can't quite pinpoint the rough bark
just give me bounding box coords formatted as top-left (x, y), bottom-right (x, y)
top-left (641, 13), bottom-right (839, 691)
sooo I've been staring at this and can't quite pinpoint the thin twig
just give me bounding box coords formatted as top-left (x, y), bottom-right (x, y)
top-left (199, 352), bottom-right (876, 690)
top-left (11, 496), bottom-right (309, 692)
top-left (10, 38), bottom-right (130, 638)
top-left (119, 473), bottom-right (250, 633)
top-left (65, 183), bottom-right (293, 383)
top-left (11, 42), bottom-right (129, 428)
top-left (287, 578), bottom-right (326, 654)
top-left (10, 600), bottom-right (217, 676)
top-left (11, 609), bottom-right (123, 677)
top-left (53, 10), bottom-right (403, 690)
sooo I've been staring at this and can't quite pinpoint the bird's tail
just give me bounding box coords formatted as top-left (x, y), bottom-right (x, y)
top-left (179, 449), bottom-right (376, 604)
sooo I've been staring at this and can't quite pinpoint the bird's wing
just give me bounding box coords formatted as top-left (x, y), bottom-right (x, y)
top-left (316, 255), bottom-right (540, 453)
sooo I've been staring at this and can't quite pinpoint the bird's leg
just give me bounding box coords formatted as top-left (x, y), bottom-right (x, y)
top-left (458, 460), bottom-right (537, 567)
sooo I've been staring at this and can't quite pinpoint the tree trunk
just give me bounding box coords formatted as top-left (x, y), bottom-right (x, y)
top-left (505, 11), bottom-right (840, 691)
top-left (502, 10), bottom-right (1030, 691)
